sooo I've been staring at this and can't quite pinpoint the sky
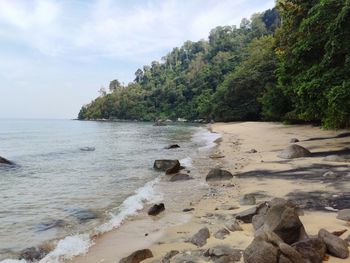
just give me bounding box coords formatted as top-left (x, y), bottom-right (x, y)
top-left (0, 0), bottom-right (275, 119)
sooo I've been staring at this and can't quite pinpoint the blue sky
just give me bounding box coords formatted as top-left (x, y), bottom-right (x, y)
top-left (0, 0), bottom-right (275, 119)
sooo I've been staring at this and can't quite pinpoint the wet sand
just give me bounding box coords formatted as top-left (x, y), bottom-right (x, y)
top-left (69, 122), bottom-right (350, 263)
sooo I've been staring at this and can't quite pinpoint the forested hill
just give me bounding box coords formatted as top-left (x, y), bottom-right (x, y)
top-left (78, 1), bottom-right (350, 129)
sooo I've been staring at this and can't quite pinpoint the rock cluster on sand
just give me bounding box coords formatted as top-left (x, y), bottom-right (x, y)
top-left (0, 156), bottom-right (14, 165)
top-left (278, 144), bottom-right (311, 159)
top-left (242, 198), bottom-right (349, 262)
top-left (205, 168), bottom-right (233, 181)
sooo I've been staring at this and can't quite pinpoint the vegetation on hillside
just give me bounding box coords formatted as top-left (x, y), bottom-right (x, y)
top-left (78, 1), bottom-right (350, 129)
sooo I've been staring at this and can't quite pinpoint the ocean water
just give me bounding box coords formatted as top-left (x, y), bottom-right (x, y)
top-left (0, 120), bottom-right (218, 262)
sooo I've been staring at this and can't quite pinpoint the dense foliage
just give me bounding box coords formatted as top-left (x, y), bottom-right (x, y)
top-left (79, 1), bottom-right (350, 129)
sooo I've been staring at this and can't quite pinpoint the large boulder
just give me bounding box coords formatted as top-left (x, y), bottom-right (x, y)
top-left (154, 160), bottom-right (180, 171)
top-left (260, 202), bottom-right (308, 244)
top-left (189, 227), bottom-right (210, 247)
top-left (206, 168), bottom-right (233, 181)
top-left (278, 145), bottom-right (311, 159)
top-left (0, 156), bottom-right (14, 165)
top-left (243, 231), bottom-right (306, 263)
top-left (148, 203), bottom-right (165, 216)
top-left (337, 209), bottom-right (350, 221)
top-left (165, 162), bottom-right (181, 175)
top-left (119, 249), bottom-right (153, 263)
top-left (318, 228), bottom-right (349, 259)
top-left (291, 238), bottom-right (326, 263)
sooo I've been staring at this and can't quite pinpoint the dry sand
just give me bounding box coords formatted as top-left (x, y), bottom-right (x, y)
top-left (69, 122), bottom-right (350, 263)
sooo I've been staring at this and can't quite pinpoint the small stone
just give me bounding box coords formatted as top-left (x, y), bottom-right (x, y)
top-left (162, 250), bottom-right (179, 263)
top-left (183, 208), bottom-right (195, 212)
top-left (290, 138), bottom-right (299, 143)
top-left (278, 144), bottom-right (311, 159)
top-left (225, 219), bottom-right (243, 232)
top-left (165, 144), bottom-right (180, 149)
top-left (206, 168), bottom-right (233, 181)
top-left (189, 227), bottom-right (210, 247)
top-left (239, 194), bottom-right (256, 205)
top-left (214, 228), bottom-right (230, 239)
top-left (148, 203), bottom-right (165, 216)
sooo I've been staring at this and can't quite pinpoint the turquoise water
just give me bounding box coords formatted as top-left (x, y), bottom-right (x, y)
top-left (0, 120), bottom-right (211, 261)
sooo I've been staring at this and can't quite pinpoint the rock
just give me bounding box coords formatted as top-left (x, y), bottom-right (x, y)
top-left (148, 203), bottom-right (165, 216)
top-left (154, 160), bottom-right (180, 171)
top-left (165, 144), bottom-right (180, 149)
top-left (183, 208), bottom-right (195, 212)
top-left (0, 156), bottom-right (14, 165)
top-left (235, 205), bottom-right (263, 223)
top-left (247, 149), bottom-right (257, 153)
top-left (165, 161), bottom-right (181, 175)
top-left (162, 250), bottom-right (179, 263)
top-left (292, 238), bottom-right (326, 263)
top-left (278, 144), bottom-right (311, 159)
top-left (332, 229), bottom-right (347, 237)
top-left (153, 121), bottom-right (166, 126)
top-left (214, 228), bottom-right (230, 239)
top-left (189, 227), bottom-right (210, 247)
top-left (322, 171), bottom-right (340, 179)
top-left (239, 194), bottom-right (256, 205)
top-left (35, 219), bottom-right (67, 231)
top-left (318, 228), bottom-right (349, 259)
top-left (220, 205), bottom-right (239, 210)
top-left (252, 213), bottom-right (266, 231)
top-left (261, 202), bottom-right (307, 244)
top-left (290, 138), bottom-right (299, 143)
top-left (225, 219), bottom-right (243, 232)
top-left (65, 208), bottom-right (99, 222)
top-left (209, 153), bottom-right (225, 159)
top-left (345, 235), bottom-right (350, 243)
top-left (243, 231), bottom-right (305, 263)
top-left (19, 247), bottom-right (48, 261)
top-left (337, 209), bottom-right (350, 221)
top-left (119, 249), bottom-right (154, 263)
top-left (169, 173), bottom-right (192, 182)
top-left (80, 147), bottom-right (95, 151)
top-left (204, 245), bottom-right (241, 262)
top-left (206, 169), bottom-right (233, 181)
top-left (323, 154), bottom-right (350, 162)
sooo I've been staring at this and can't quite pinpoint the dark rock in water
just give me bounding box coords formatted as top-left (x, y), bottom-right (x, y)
top-left (204, 245), bottom-right (241, 262)
top-left (148, 203), bottom-right (165, 216)
top-left (65, 208), bottom-right (99, 222)
top-left (290, 138), bottom-right (299, 143)
top-left (165, 161), bottom-right (181, 175)
top-left (165, 144), bottom-right (180, 149)
top-left (261, 201), bottom-right (308, 244)
top-left (214, 228), bottom-right (230, 240)
top-left (154, 160), bottom-right (180, 171)
top-left (278, 144), bottom-right (311, 159)
top-left (323, 154), bottom-right (350, 163)
top-left (183, 208), bottom-right (195, 212)
top-left (79, 147), bottom-right (95, 151)
top-left (239, 194), bottom-right (256, 205)
top-left (36, 219), bottom-right (67, 232)
top-left (243, 231), bottom-right (305, 263)
top-left (189, 227), bottom-right (210, 247)
top-left (318, 228), bottom-right (349, 259)
top-left (162, 250), bottom-right (179, 263)
top-left (169, 173), bottom-right (192, 182)
top-left (292, 238), bottom-right (326, 263)
top-left (337, 209), bottom-right (350, 221)
top-left (19, 246), bottom-right (48, 261)
top-left (0, 156), bottom-right (14, 165)
top-left (119, 249), bottom-right (153, 263)
top-left (206, 168), bottom-right (233, 181)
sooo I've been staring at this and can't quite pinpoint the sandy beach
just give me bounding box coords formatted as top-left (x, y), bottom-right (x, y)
top-left (69, 122), bottom-right (350, 263)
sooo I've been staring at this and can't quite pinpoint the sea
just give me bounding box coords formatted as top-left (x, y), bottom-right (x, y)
top-left (0, 119), bottom-right (220, 263)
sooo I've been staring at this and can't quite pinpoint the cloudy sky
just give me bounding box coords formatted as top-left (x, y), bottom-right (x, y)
top-left (0, 0), bottom-right (275, 119)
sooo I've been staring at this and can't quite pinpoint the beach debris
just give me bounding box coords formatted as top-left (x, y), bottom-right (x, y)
top-left (183, 208), bottom-right (195, 212)
top-left (205, 168), bottom-right (233, 181)
top-left (0, 156), bottom-right (14, 165)
top-left (278, 144), bottom-right (311, 159)
top-left (162, 250), bottom-right (179, 263)
top-left (153, 159), bottom-right (180, 171)
top-left (214, 228), bottom-right (230, 239)
top-left (225, 219), bottom-right (243, 232)
top-left (244, 230), bottom-right (305, 263)
top-left (189, 227), bottom-right (210, 247)
top-left (204, 245), bottom-right (242, 262)
top-left (148, 203), bottom-right (165, 216)
top-left (79, 146), bottom-right (95, 151)
top-left (119, 249), bottom-right (154, 263)
top-left (290, 138), bottom-right (300, 143)
top-left (292, 238), bottom-right (326, 263)
top-left (239, 194), bottom-right (256, 205)
top-left (164, 144), bottom-right (180, 149)
top-left (337, 209), bottom-right (350, 221)
top-left (323, 155), bottom-right (350, 163)
top-left (169, 173), bottom-right (192, 182)
top-left (319, 228), bottom-right (349, 259)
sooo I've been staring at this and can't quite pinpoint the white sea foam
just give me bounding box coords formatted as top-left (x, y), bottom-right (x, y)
top-left (180, 157), bottom-right (192, 167)
top-left (193, 127), bottom-right (221, 150)
top-left (0, 260), bottom-right (26, 263)
top-left (97, 177), bottom-right (162, 233)
top-left (39, 235), bottom-right (92, 263)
